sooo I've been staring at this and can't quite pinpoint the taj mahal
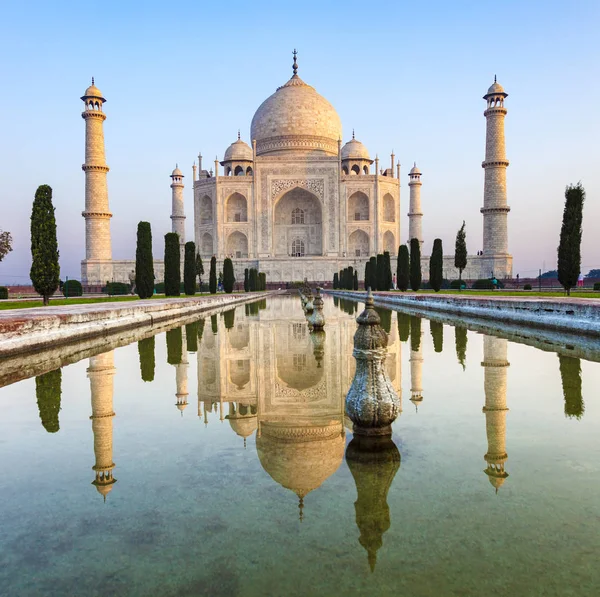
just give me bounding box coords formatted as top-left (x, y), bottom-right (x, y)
top-left (80, 51), bottom-right (512, 285)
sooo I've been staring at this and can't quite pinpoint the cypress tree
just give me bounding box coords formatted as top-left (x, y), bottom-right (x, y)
top-left (223, 257), bottom-right (235, 293)
top-left (186, 322), bottom-right (199, 352)
top-left (164, 233), bottom-right (181, 296)
top-left (455, 326), bottom-right (467, 370)
top-left (410, 316), bottom-right (421, 352)
top-left (454, 221), bottom-right (467, 285)
top-left (397, 312), bottom-right (410, 342)
top-left (184, 241), bottom-right (197, 295)
top-left (35, 368), bottom-right (61, 433)
top-left (259, 272), bottom-right (266, 290)
top-left (138, 337), bottom-right (155, 382)
top-left (244, 268), bottom-right (249, 292)
top-left (397, 245), bottom-right (409, 291)
top-left (430, 320), bottom-right (443, 353)
top-left (364, 262), bottom-right (370, 290)
top-left (209, 256), bottom-right (217, 294)
top-left (369, 256), bottom-right (377, 291)
top-left (353, 270), bottom-right (359, 290)
top-left (166, 327), bottom-right (182, 365)
top-left (384, 251), bottom-right (393, 291)
top-left (376, 254), bottom-right (385, 291)
top-left (195, 252), bottom-right (204, 292)
top-left (135, 221), bottom-right (154, 299)
top-left (429, 238), bottom-right (444, 292)
top-left (559, 355), bottom-right (584, 419)
top-left (348, 267), bottom-right (354, 291)
top-left (333, 272), bottom-right (339, 289)
top-left (557, 183), bottom-right (585, 296)
top-left (249, 268), bottom-right (258, 291)
top-left (30, 184), bottom-right (60, 305)
top-left (409, 238), bottom-right (422, 291)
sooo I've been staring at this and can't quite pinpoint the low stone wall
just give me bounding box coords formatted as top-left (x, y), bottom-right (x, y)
top-left (328, 290), bottom-right (600, 337)
top-left (0, 292), bottom-right (274, 357)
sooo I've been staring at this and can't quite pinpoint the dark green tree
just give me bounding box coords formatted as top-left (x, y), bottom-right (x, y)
top-left (209, 256), bottom-right (217, 294)
top-left (454, 221), bottom-right (467, 285)
top-left (376, 254), bottom-right (385, 291)
top-left (195, 252), bottom-right (204, 292)
top-left (397, 312), bottom-right (410, 342)
top-left (138, 337), bottom-right (155, 382)
top-left (455, 326), bottom-right (467, 370)
top-left (557, 183), bottom-right (585, 296)
top-left (35, 368), bottom-right (62, 432)
top-left (348, 267), bottom-right (354, 291)
top-left (397, 245), bottom-right (409, 291)
top-left (186, 322), bottom-right (199, 352)
top-left (244, 268), bottom-right (249, 292)
top-left (249, 268), bottom-right (258, 292)
top-left (430, 320), bottom-right (443, 353)
top-left (429, 238), bottom-right (443, 292)
top-left (375, 307), bottom-right (392, 333)
top-left (223, 257), bottom-right (235, 293)
top-left (353, 270), bottom-right (359, 290)
top-left (30, 185), bottom-right (60, 305)
top-left (383, 251), bottom-right (393, 291)
top-left (166, 327), bottom-right (182, 365)
top-left (364, 262), bottom-right (370, 291)
top-left (211, 314), bottom-right (218, 334)
top-left (184, 241), bottom-right (197, 295)
top-left (333, 272), bottom-right (339, 289)
top-left (259, 272), bottom-right (266, 290)
top-left (164, 233), bottom-right (181, 296)
top-left (223, 309), bottom-right (235, 329)
top-left (135, 221), bottom-right (154, 299)
top-left (410, 316), bottom-right (422, 352)
top-left (369, 256), bottom-right (377, 291)
top-left (409, 238), bottom-right (422, 291)
top-left (559, 355), bottom-right (584, 419)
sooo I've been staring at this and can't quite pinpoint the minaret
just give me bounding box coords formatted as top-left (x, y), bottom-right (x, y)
top-left (175, 328), bottom-right (189, 415)
top-left (170, 166), bottom-right (185, 262)
top-left (481, 336), bottom-right (509, 492)
top-left (408, 163), bottom-right (423, 247)
top-left (81, 79), bottom-right (113, 284)
top-left (409, 339), bottom-right (424, 410)
top-left (88, 351), bottom-right (116, 501)
top-left (481, 77), bottom-right (512, 278)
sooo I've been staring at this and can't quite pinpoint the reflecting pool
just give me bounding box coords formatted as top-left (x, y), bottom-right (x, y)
top-left (1, 296), bottom-right (599, 596)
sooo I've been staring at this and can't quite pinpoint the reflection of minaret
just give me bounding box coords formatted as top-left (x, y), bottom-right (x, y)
top-left (481, 336), bottom-right (509, 492)
top-left (410, 337), bottom-right (423, 410)
top-left (88, 351), bottom-right (116, 501)
top-left (175, 328), bottom-right (189, 415)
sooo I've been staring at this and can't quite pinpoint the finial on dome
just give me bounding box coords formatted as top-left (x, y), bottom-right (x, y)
top-left (237, 129), bottom-right (240, 140)
top-left (414, 161), bottom-right (416, 167)
top-left (298, 496), bottom-right (304, 522)
top-left (292, 49), bottom-right (298, 76)
top-left (352, 129), bottom-right (355, 140)
top-left (92, 77), bottom-right (94, 85)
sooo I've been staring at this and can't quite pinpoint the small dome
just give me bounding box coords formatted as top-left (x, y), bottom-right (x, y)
top-left (342, 138), bottom-right (371, 161)
top-left (484, 78), bottom-right (507, 99)
top-left (223, 138), bottom-right (253, 162)
top-left (409, 163), bottom-right (421, 175)
top-left (82, 79), bottom-right (105, 101)
top-left (171, 166), bottom-right (183, 177)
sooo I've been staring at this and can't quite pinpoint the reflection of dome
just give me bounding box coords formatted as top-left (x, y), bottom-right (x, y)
top-left (342, 138), bottom-right (370, 161)
top-left (276, 352), bottom-right (323, 391)
top-left (229, 360), bottom-right (250, 390)
top-left (228, 415), bottom-right (258, 438)
top-left (223, 138), bottom-right (253, 162)
top-left (94, 483), bottom-right (114, 498)
top-left (257, 422), bottom-right (344, 504)
top-left (250, 66), bottom-right (342, 156)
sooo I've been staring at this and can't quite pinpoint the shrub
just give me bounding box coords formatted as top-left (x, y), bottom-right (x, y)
top-left (594, 282), bottom-right (600, 291)
top-left (62, 279), bottom-right (83, 297)
top-left (524, 283), bottom-right (532, 290)
top-left (472, 279), bottom-right (495, 290)
top-left (0, 286), bottom-right (7, 299)
top-left (154, 282), bottom-right (165, 294)
top-left (103, 282), bottom-right (129, 295)
top-left (450, 279), bottom-right (467, 290)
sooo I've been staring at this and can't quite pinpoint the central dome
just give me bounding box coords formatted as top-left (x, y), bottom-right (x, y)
top-left (250, 65), bottom-right (342, 157)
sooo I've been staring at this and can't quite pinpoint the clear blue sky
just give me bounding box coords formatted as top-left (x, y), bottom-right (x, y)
top-left (0, 0), bottom-right (598, 284)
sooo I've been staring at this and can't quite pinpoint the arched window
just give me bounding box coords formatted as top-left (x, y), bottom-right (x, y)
top-left (226, 167), bottom-right (232, 176)
top-left (234, 165), bottom-right (244, 176)
top-left (291, 239), bottom-right (305, 257)
top-left (351, 165), bottom-right (360, 175)
top-left (342, 166), bottom-right (349, 175)
top-left (246, 166), bottom-right (253, 175)
top-left (291, 207), bottom-right (305, 224)
top-left (363, 165), bottom-right (369, 175)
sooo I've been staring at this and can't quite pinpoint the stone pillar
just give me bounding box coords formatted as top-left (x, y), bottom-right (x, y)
top-left (481, 78), bottom-right (512, 278)
top-left (88, 350), bottom-right (116, 500)
top-left (481, 335), bottom-right (509, 492)
top-left (81, 79), bottom-right (113, 285)
top-left (170, 166), bottom-right (186, 265)
top-left (175, 328), bottom-right (189, 414)
top-left (408, 163), bottom-right (423, 248)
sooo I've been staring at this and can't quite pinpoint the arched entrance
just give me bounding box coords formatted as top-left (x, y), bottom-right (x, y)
top-left (383, 230), bottom-right (395, 254)
top-left (273, 187), bottom-right (322, 257)
top-left (348, 229), bottom-right (369, 258)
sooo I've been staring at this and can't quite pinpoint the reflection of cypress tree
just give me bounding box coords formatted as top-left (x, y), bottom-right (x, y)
top-left (455, 326), bottom-right (467, 370)
top-left (410, 316), bottom-right (421, 352)
top-left (559, 355), bottom-right (584, 419)
top-left (430, 320), bottom-right (443, 353)
top-left (197, 318), bottom-right (205, 343)
top-left (397, 312), bottom-right (410, 343)
top-left (166, 327), bottom-right (182, 365)
top-left (346, 435), bottom-right (400, 573)
top-left (258, 299), bottom-right (267, 310)
top-left (211, 314), bottom-right (218, 334)
top-left (138, 337), bottom-right (155, 382)
top-left (223, 309), bottom-right (235, 330)
top-left (375, 307), bottom-right (392, 334)
top-left (333, 296), bottom-right (339, 307)
top-left (35, 368), bottom-right (62, 433)
top-left (186, 322), bottom-right (198, 352)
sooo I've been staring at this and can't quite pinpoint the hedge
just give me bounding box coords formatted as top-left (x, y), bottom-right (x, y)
top-left (0, 286), bottom-right (8, 300)
top-left (103, 282), bottom-right (130, 295)
top-left (62, 279), bottom-right (83, 297)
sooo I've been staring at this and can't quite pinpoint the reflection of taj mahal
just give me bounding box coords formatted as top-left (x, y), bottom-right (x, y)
top-left (80, 52), bottom-right (512, 284)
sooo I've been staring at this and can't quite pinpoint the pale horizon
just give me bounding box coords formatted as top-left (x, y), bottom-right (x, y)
top-left (1, 0), bottom-right (598, 284)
